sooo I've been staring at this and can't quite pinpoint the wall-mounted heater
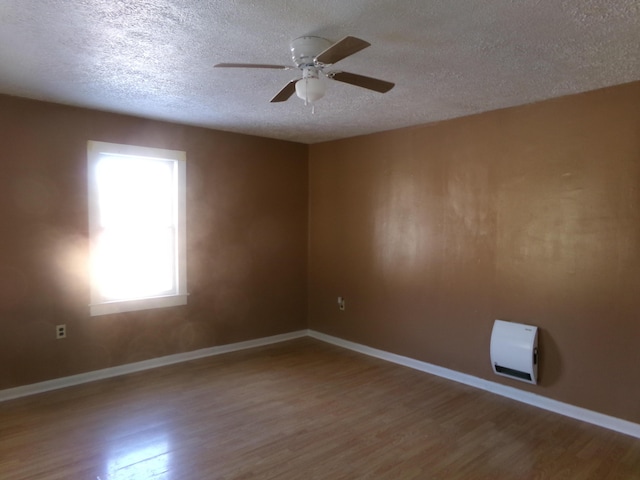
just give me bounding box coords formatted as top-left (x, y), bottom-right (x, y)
top-left (490, 319), bottom-right (538, 384)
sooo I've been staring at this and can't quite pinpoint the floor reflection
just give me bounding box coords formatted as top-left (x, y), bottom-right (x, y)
top-left (105, 437), bottom-right (171, 480)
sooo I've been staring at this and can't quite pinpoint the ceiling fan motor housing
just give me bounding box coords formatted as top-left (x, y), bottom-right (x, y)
top-left (290, 36), bottom-right (332, 67)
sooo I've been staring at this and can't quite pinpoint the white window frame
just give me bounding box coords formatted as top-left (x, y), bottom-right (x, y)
top-left (87, 140), bottom-right (187, 316)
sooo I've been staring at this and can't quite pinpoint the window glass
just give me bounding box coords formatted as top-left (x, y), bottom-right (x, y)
top-left (88, 141), bottom-right (187, 316)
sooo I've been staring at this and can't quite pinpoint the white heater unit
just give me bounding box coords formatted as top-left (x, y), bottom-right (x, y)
top-left (490, 319), bottom-right (539, 384)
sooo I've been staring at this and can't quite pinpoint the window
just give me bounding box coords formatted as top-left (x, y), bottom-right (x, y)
top-left (88, 141), bottom-right (187, 316)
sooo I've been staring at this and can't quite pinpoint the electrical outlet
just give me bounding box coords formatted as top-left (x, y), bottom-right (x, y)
top-left (56, 324), bottom-right (66, 339)
top-left (337, 297), bottom-right (346, 311)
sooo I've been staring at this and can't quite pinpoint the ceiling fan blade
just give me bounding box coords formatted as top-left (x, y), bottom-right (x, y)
top-left (214, 63), bottom-right (292, 70)
top-left (315, 36), bottom-right (370, 65)
top-left (328, 71), bottom-right (395, 93)
top-left (270, 80), bottom-right (297, 102)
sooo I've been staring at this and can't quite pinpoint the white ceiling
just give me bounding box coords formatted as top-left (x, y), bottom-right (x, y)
top-left (1, 1), bottom-right (638, 144)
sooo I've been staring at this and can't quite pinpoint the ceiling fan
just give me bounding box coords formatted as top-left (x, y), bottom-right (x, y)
top-left (214, 36), bottom-right (395, 105)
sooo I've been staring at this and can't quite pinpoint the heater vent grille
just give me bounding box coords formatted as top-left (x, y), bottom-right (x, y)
top-left (494, 364), bottom-right (532, 382)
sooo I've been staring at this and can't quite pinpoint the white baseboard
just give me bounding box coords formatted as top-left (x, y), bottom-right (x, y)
top-left (308, 330), bottom-right (640, 440)
top-left (3, 328), bottom-right (639, 440)
top-left (0, 330), bottom-right (307, 402)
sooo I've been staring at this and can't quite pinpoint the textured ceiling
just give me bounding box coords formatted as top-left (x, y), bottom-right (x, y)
top-left (0, 1), bottom-right (638, 144)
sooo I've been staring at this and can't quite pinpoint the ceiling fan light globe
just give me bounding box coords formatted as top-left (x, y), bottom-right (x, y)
top-left (295, 77), bottom-right (326, 103)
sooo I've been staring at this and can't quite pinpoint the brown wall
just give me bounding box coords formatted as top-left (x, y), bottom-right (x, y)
top-left (0, 95), bottom-right (308, 390)
top-left (308, 81), bottom-right (640, 423)
top-left (2, 81), bottom-right (640, 424)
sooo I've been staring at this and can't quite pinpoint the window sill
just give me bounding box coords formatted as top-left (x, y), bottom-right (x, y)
top-left (89, 294), bottom-right (188, 317)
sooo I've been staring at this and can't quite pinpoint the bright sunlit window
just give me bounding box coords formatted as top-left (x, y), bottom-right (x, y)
top-left (88, 141), bottom-right (187, 316)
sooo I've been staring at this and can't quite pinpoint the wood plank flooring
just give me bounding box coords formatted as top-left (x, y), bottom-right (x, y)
top-left (1, 337), bottom-right (639, 479)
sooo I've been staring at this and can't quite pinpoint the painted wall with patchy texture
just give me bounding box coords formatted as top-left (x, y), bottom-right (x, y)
top-left (0, 95), bottom-right (308, 390)
top-left (2, 81), bottom-right (640, 426)
top-left (308, 81), bottom-right (640, 423)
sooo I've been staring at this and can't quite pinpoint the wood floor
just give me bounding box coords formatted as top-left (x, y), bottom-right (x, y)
top-left (1, 338), bottom-right (639, 479)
